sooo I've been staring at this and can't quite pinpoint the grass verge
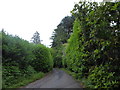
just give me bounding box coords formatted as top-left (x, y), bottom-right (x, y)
top-left (8, 72), bottom-right (45, 88)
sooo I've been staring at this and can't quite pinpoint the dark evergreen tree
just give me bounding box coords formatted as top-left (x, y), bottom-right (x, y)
top-left (31, 31), bottom-right (41, 44)
top-left (50, 16), bottom-right (75, 67)
top-left (51, 16), bottom-right (75, 48)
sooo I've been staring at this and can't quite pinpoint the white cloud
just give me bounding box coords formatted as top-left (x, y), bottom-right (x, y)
top-left (1, 0), bottom-right (110, 47)
top-left (0, 0), bottom-right (80, 47)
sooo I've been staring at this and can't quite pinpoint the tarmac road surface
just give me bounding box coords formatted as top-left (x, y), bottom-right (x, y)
top-left (23, 68), bottom-right (83, 89)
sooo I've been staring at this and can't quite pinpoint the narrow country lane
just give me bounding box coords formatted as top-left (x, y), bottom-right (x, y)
top-left (22, 68), bottom-right (83, 88)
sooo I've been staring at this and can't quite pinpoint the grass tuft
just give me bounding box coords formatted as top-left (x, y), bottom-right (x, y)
top-left (8, 72), bottom-right (45, 88)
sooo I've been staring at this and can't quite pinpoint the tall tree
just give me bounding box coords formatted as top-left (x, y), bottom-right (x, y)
top-left (51, 16), bottom-right (75, 67)
top-left (31, 31), bottom-right (41, 44)
top-left (51, 16), bottom-right (75, 47)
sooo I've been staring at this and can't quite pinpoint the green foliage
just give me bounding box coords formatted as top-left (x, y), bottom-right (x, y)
top-left (2, 31), bottom-right (34, 69)
top-left (32, 44), bottom-right (53, 72)
top-left (53, 45), bottom-right (64, 68)
top-left (87, 65), bottom-right (118, 88)
top-left (8, 72), bottom-right (45, 88)
top-left (2, 66), bottom-right (21, 88)
top-left (51, 16), bottom-right (75, 68)
top-left (1, 30), bottom-right (53, 88)
top-left (64, 1), bottom-right (120, 88)
top-left (51, 16), bottom-right (75, 47)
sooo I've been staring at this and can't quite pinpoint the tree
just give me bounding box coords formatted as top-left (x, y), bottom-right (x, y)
top-left (51, 16), bottom-right (75, 48)
top-left (31, 31), bottom-right (41, 44)
top-left (50, 16), bottom-right (75, 67)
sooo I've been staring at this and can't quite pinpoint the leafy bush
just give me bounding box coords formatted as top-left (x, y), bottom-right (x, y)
top-left (2, 66), bottom-right (21, 88)
top-left (52, 45), bottom-right (64, 68)
top-left (87, 65), bottom-right (118, 88)
top-left (1, 30), bottom-right (53, 88)
top-left (2, 31), bottom-right (34, 69)
top-left (32, 44), bottom-right (53, 72)
top-left (51, 16), bottom-right (75, 68)
top-left (64, 2), bottom-right (120, 88)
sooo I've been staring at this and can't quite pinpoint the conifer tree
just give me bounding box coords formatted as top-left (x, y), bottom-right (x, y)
top-left (31, 31), bottom-right (41, 44)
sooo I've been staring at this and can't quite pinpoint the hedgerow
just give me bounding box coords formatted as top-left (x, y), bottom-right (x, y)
top-left (1, 30), bottom-right (53, 88)
top-left (64, 2), bottom-right (120, 88)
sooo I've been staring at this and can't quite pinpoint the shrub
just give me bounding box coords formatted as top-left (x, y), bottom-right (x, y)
top-left (2, 66), bottom-right (21, 88)
top-left (31, 44), bottom-right (53, 72)
top-left (87, 65), bottom-right (118, 88)
top-left (1, 31), bottom-right (53, 88)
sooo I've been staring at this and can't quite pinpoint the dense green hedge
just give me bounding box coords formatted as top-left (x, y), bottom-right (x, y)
top-left (64, 2), bottom-right (120, 88)
top-left (52, 45), bottom-right (64, 68)
top-left (31, 44), bottom-right (53, 72)
top-left (1, 30), bottom-right (53, 88)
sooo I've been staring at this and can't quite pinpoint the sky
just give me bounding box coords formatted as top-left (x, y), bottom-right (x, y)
top-left (0, 0), bottom-right (104, 47)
